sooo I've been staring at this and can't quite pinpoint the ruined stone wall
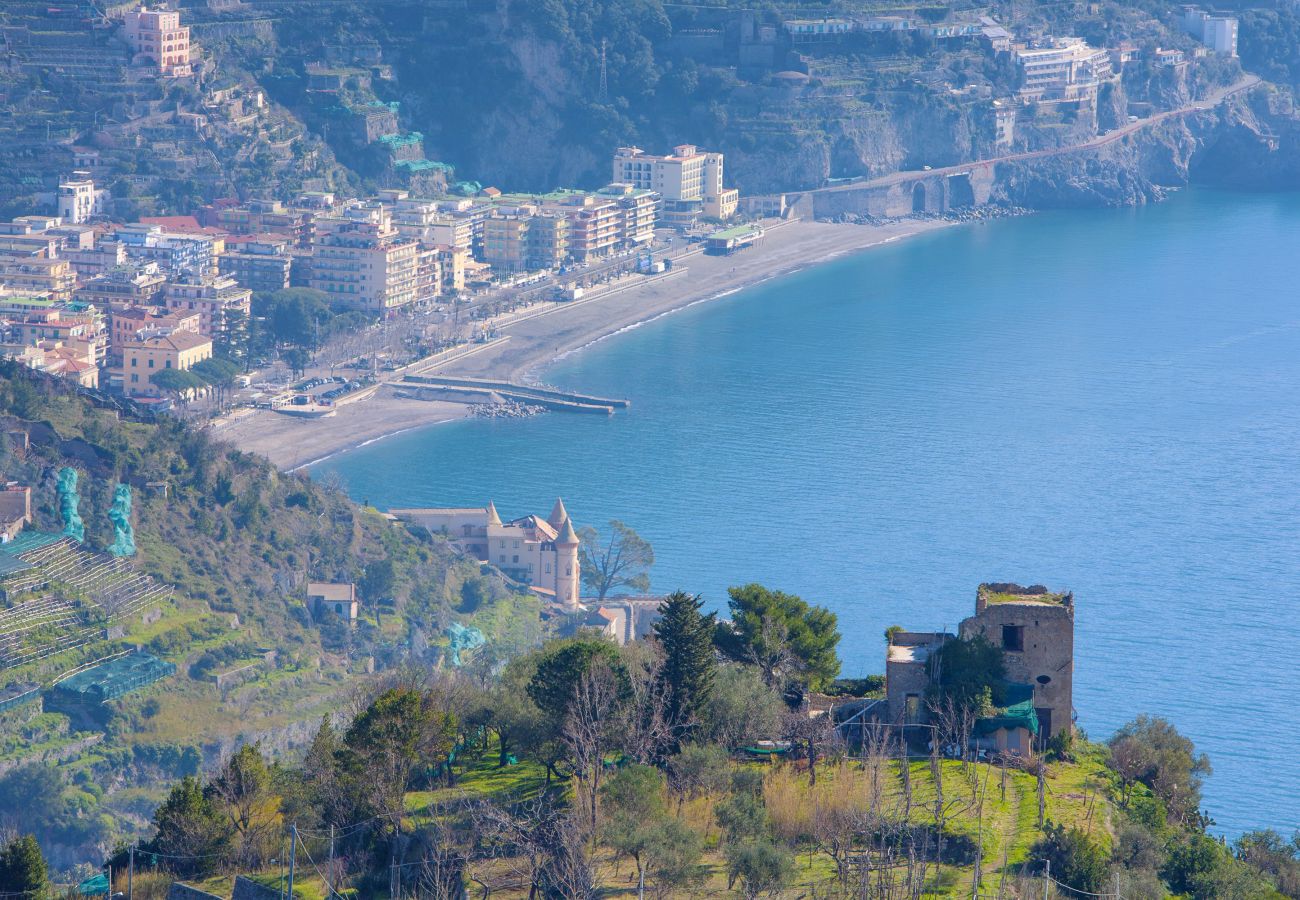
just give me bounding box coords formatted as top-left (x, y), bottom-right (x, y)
top-left (960, 601), bottom-right (1074, 739)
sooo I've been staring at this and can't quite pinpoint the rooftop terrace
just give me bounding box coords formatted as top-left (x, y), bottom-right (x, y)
top-left (977, 582), bottom-right (1071, 607)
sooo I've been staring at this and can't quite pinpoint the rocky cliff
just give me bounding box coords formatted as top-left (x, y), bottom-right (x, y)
top-left (991, 85), bottom-right (1300, 209)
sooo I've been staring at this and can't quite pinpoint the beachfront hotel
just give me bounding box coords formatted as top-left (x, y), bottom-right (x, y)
top-left (612, 144), bottom-right (739, 227)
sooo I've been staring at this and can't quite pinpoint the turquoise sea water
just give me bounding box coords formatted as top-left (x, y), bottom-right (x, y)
top-left (317, 190), bottom-right (1300, 837)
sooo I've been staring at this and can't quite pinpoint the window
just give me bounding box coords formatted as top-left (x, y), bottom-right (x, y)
top-left (130, 373), bottom-right (138, 383)
top-left (130, 358), bottom-right (137, 367)
top-left (147, 359), bottom-right (155, 368)
top-left (512, 555), bottom-right (519, 564)
top-left (1036, 675), bottom-right (1052, 685)
top-left (1002, 625), bottom-right (1025, 652)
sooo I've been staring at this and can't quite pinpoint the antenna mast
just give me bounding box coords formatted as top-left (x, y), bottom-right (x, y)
top-left (599, 38), bottom-right (609, 101)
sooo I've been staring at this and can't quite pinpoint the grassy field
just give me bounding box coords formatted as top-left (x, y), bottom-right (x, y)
top-left (367, 748), bottom-right (1119, 898)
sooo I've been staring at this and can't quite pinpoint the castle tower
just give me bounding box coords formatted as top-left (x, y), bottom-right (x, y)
top-left (960, 583), bottom-right (1075, 742)
top-left (554, 516), bottom-right (581, 611)
top-left (486, 500), bottom-right (501, 526)
top-left (547, 497), bottom-right (569, 529)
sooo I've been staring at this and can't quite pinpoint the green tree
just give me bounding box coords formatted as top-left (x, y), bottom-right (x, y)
top-left (599, 765), bottom-right (702, 899)
top-left (577, 520), bottom-right (654, 601)
top-left (359, 557), bottom-right (397, 605)
top-left (526, 638), bottom-right (629, 722)
top-left (698, 664), bottom-right (785, 750)
top-left (150, 367), bottom-right (207, 400)
top-left (652, 591), bottom-right (716, 737)
top-left (714, 584), bottom-right (841, 693)
top-left (282, 347), bottom-right (310, 380)
top-left (341, 687), bottom-right (457, 825)
top-left (1108, 715), bottom-right (1211, 824)
top-left (148, 776), bottom-right (228, 877)
top-left (1031, 824), bottom-right (1108, 895)
top-left (0, 835), bottom-right (48, 899)
top-left (926, 634), bottom-right (1006, 713)
top-left (726, 839), bottom-right (793, 899)
top-left (206, 743), bottom-right (282, 869)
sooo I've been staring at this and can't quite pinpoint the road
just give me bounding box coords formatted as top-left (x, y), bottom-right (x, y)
top-left (815, 74), bottom-right (1262, 194)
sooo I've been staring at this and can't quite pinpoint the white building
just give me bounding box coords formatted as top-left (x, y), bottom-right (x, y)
top-left (1013, 38), bottom-right (1113, 102)
top-left (57, 173), bottom-right (106, 225)
top-left (1182, 6), bottom-right (1238, 57)
top-left (612, 145), bottom-right (738, 228)
top-left (391, 499), bottom-right (582, 610)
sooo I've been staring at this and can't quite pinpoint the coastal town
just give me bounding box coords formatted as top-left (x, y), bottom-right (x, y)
top-left (1, 0), bottom-right (1300, 898)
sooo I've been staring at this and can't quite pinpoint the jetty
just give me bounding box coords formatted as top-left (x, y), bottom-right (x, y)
top-left (397, 375), bottom-right (630, 414)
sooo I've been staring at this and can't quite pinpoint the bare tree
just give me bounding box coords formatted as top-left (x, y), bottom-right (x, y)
top-left (562, 660), bottom-right (623, 835)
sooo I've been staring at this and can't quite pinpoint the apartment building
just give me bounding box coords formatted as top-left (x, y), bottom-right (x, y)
top-left (1013, 37), bottom-right (1113, 102)
top-left (122, 6), bottom-right (192, 76)
top-left (310, 208), bottom-right (422, 314)
top-left (162, 274), bottom-right (252, 344)
top-left (598, 183), bottom-right (660, 248)
top-left (75, 264), bottom-right (166, 308)
top-left (57, 173), bottom-right (106, 225)
top-left (0, 257), bottom-right (77, 301)
top-left (123, 330), bottom-right (213, 398)
top-left (1182, 6), bottom-right (1238, 57)
top-left (116, 225), bottom-right (217, 278)
top-left (218, 238), bottom-right (293, 294)
top-left (558, 196), bottom-right (621, 263)
top-left (482, 207), bottom-right (572, 273)
top-left (108, 305), bottom-right (200, 364)
top-left (0, 296), bottom-right (107, 366)
top-left (613, 144), bottom-right (738, 227)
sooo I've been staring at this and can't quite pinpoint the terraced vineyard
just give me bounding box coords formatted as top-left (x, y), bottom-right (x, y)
top-left (0, 534), bottom-right (173, 676)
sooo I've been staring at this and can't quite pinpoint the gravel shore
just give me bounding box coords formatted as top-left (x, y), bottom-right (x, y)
top-left (220, 217), bottom-right (959, 469)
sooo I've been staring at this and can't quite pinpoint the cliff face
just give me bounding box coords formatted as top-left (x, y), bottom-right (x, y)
top-left (991, 86), bottom-right (1300, 209)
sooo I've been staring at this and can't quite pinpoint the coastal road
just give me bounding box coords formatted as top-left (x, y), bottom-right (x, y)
top-left (812, 73), bottom-right (1263, 195)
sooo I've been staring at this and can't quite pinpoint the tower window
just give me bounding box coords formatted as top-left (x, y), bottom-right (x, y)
top-left (1002, 625), bottom-right (1024, 652)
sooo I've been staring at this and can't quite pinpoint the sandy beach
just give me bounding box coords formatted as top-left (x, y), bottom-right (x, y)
top-left (220, 217), bottom-right (958, 469)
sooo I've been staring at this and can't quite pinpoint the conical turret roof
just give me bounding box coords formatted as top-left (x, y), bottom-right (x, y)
top-left (486, 500), bottom-right (502, 526)
top-left (556, 516), bottom-right (579, 546)
top-left (548, 497), bottom-right (569, 528)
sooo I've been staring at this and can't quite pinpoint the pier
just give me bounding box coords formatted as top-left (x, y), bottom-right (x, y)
top-left (398, 375), bottom-right (630, 414)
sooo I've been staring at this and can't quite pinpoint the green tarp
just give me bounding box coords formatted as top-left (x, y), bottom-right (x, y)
top-left (973, 682), bottom-right (1040, 736)
top-left (77, 873), bottom-right (109, 896)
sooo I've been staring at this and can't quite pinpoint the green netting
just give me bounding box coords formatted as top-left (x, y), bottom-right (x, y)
top-left (77, 873), bottom-right (109, 895)
top-left (0, 550), bottom-right (33, 577)
top-left (52, 652), bottom-right (175, 704)
top-left (4, 530), bottom-right (65, 555)
top-left (974, 681), bottom-right (1040, 736)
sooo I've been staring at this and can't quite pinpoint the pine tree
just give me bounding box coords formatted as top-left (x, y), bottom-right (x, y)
top-left (0, 834), bottom-right (48, 899)
top-left (653, 591), bottom-right (717, 736)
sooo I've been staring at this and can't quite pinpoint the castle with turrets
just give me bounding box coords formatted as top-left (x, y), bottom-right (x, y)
top-left (391, 498), bottom-right (581, 610)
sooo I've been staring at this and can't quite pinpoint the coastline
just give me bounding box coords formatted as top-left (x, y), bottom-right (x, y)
top-left (221, 217), bottom-right (964, 469)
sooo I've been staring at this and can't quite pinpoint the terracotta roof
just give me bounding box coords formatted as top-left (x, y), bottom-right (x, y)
top-left (129, 330), bottom-right (212, 353)
top-left (548, 497), bottom-right (569, 528)
top-left (556, 517), bottom-right (579, 546)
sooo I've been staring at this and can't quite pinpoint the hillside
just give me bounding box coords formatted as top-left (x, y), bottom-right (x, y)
top-left (0, 364), bottom-right (538, 869)
top-left (0, 0), bottom-right (1279, 212)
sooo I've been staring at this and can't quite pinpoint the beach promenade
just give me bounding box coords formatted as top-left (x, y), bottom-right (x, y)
top-left (220, 216), bottom-right (959, 469)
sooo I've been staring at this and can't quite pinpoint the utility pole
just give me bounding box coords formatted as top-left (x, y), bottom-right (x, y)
top-left (328, 825), bottom-right (335, 900)
top-left (285, 824), bottom-right (297, 900)
top-left (128, 845), bottom-right (135, 900)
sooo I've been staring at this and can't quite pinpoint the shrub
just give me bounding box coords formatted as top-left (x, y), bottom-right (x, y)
top-left (1031, 824), bottom-right (1108, 894)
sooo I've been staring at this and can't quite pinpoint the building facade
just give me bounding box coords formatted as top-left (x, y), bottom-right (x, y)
top-left (612, 145), bottom-right (739, 226)
top-left (391, 499), bottom-right (581, 609)
top-left (123, 330), bottom-right (213, 398)
top-left (884, 582), bottom-right (1075, 749)
top-left (122, 7), bottom-right (192, 76)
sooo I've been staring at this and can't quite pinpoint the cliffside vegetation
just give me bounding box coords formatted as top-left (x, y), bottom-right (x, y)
top-left (0, 365), bottom-right (537, 870)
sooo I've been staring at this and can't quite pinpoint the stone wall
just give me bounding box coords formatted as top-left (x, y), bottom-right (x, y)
top-left (960, 596), bottom-right (1074, 739)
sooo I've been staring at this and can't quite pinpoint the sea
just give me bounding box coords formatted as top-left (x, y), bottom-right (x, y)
top-left (316, 188), bottom-right (1300, 838)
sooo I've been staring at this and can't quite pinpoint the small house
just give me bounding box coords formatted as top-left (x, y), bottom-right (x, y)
top-left (308, 581), bottom-right (358, 622)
